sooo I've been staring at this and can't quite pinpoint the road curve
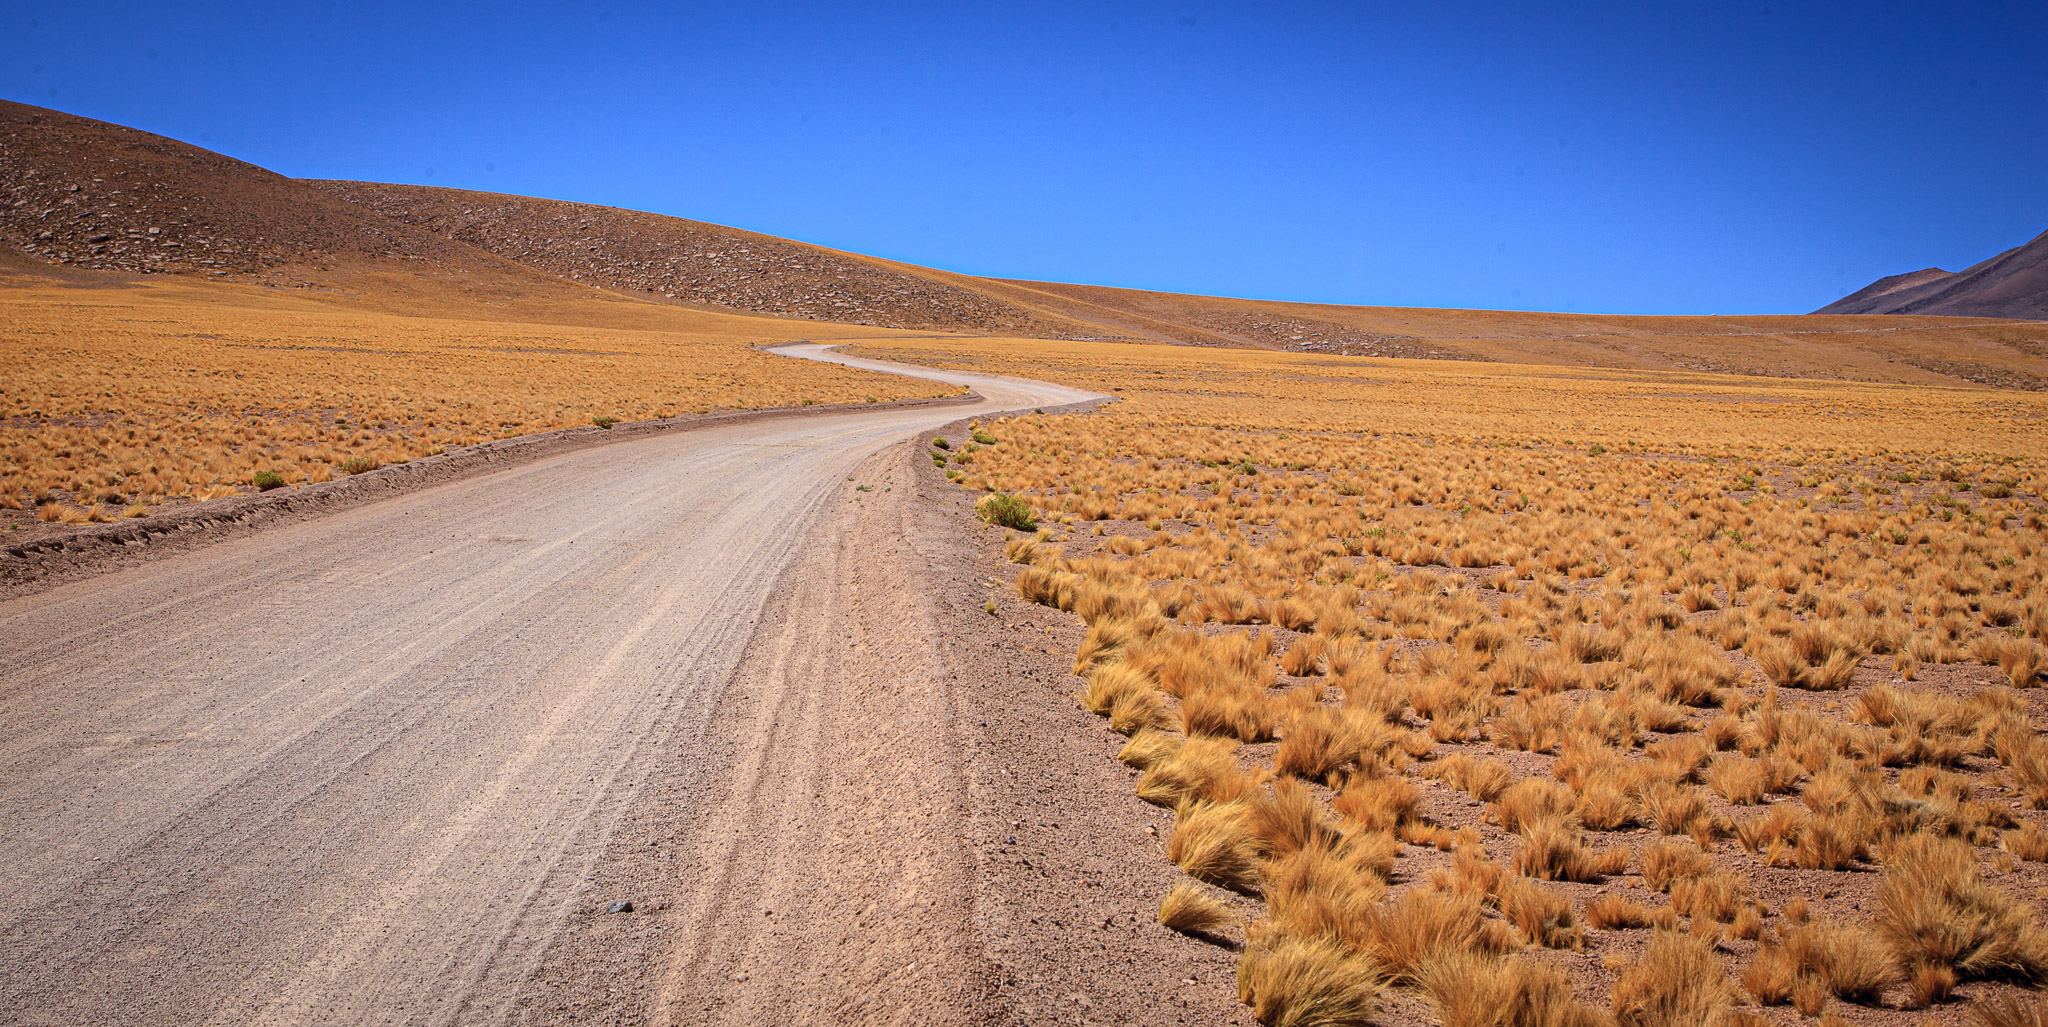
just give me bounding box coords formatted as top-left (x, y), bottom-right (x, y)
top-left (0, 347), bottom-right (1100, 1026)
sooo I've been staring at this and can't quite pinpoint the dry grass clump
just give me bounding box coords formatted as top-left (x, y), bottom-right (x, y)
top-left (1494, 778), bottom-right (1578, 834)
top-left (1118, 728), bottom-right (1181, 769)
top-left (1416, 950), bottom-right (1610, 1027)
top-left (1274, 704), bottom-right (1378, 782)
top-left (1160, 881), bottom-right (1240, 939)
top-left (1170, 800), bottom-right (1265, 893)
top-left (924, 337), bottom-right (2048, 1026)
top-left (1331, 773), bottom-right (1420, 833)
top-left (1136, 736), bottom-right (1258, 807)
top-left (1584, 893), bottom-right (1653, 930)
top-left (1874, 833), bottom-right (2048, 1004)
top-left (1743, 917), bottom-right (1895, 1008)
top-left (1638, 840), bottom-right (1712, 891)
top-left (1975, 993), bottom-right (2048, 1027)
top-left (1427, 753), bottom-right (1517, 803)
top-left (1610, 930), bottom-right (1739, 1027)
top-left (1514, 820), bottom-right (1627, 882)
top-left (2004, 821), bottom-right (2048, 862)
top-left (1235, 936), bottom-right (1382, 1027)
top-left (1499, 876), bottom-right (1585, 949)
top-left (1354, 887), bottom-right (1511, 984)
top-left (1704, 755), bottom-right (1766, 805)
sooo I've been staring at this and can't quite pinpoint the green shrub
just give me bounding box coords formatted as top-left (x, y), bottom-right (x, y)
top-left (979, 493), bottom-right (1038, 531)
top-left (592, 415), bottom-right (617, 429)
top-left (972, 430), bottom-right (998, 445)
top-left (339, 456), bottom-right (378, 475)
top-left (252, 470), bottom-right (286, 491)
top-left (932, 436), bottom-right (952, 450)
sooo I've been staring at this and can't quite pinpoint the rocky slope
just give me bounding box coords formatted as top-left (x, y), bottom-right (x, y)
top-left (1819, 229), bottom-right (2048, 319)
top-left (308, 180), bottom-right (1105, 337)
top-left (0, 100), bottom-right (520, 284)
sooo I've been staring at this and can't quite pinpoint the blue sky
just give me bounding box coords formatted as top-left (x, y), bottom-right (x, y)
top-left (4, 1), bottom-right (2043, 314)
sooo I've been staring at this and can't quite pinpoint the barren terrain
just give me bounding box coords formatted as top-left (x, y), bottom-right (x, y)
top-left (9, 94), bottom-right (2048, 1027)
top-left (0, 351), bottom-right (1114, 1025)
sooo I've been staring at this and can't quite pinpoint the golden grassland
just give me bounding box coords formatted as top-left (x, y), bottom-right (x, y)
top-left (979, 278), bottom-right (2048, 387)
top-left (0, 272), bottom-right (953, 524)
top-left (852, 336), bottom-right (2048, 458)
top-left (894, 336), bottom-right (2048, 1025)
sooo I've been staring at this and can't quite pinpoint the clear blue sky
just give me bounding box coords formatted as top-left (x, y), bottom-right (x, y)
top-left (5, 2), bottom-right (2043, 314)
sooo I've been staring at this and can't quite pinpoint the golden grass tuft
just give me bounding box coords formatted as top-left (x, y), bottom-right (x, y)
top-left (2003, 821), bottom-right (2048, 862)
top-left (1874, 833), bottom-right (2048, 999)
top-left (1427, 752), bottom-right (1516, 803)
top-left (1974, 993), bottom-right (2048, 1027)
top-left (1704, 755), bottom-right (1766, 805)
top-left (1416, 950), bottom-right (1610, 1027)
top-left (1609, 930), bottom-right (1739, 1027)
top-left (1584, 893), bottom-right (1652, 930)
top-left (1083, 662), bottom-right (1152, 716)
top-left (1235, 935), bottom-right (1382, 1027)
top-left (1331, 772), bottom-right (1420, 833)
top-left (1499, 877), bottom-right (1585, 949)
top-left (1136, 736), bottom-right (1257, 808)
top-left (1514, 820), bottom-right (1627, 882)
top-left (1246, 777), bottom-right (1344, 859)
top-left (1169, 800), bottom-right (1265, 893)
top-left (1638, 840), bottom-right (1712, 891)
top-left (1263, 836), bottom-right (1393, 945)
top-left (1494, 778), bottom-right (1578, 834)
top-left (1118, 729), bottom-right (1180, 769)
top-left (1356, 887), bottom-right (1509, 985)
top-left (1159, 881), bottom-right (1240, 939)
top-left (1274, 704), bottom-right (1368, 782)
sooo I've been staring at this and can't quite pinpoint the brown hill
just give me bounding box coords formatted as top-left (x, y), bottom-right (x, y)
top-left (1818, 267), bottom-right (1955, 311)
top-left (1818, 229), bottom-right (2048, 319)
top-left (313, 181), bottom-right (2048, 385)
top-left (307, 181), bottom-right (1107, 338)
top-left (0, 99), bottom-right (536, 287)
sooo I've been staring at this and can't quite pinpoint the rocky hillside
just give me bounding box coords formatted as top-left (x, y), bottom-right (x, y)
top-left (308, 181), bottom-right (1106, 338)
top-left (0, 100), bottom-right (520, 284)
top-left (1819, 229), bottom-right (2048, 319)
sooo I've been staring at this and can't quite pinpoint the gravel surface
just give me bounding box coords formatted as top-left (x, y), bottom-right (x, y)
top-left (504, 385), bottom-right (1254, 1026)
top-left (0, 351), bottom-right (1147, 1025)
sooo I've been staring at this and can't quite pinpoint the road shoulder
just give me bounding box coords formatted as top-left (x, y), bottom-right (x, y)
top-left (508, 421), bottom-right (1249, 1025)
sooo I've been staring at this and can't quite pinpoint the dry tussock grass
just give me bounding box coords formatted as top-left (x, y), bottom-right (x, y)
top-left (1235, 935), bottom-right (1382, 1027)
top-left (1, 276), bottom-right (951, 518)
top-left (1159, 881), bottom-right (1239, 939)
top-left (929, 338), bottom-right (2048, 1023)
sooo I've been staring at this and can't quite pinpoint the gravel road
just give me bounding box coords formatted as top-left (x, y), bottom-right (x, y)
top-left (0, 347), bottom-right (1100, 1026)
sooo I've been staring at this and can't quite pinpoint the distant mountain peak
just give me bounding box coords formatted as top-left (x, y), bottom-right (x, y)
top-left (1818, 230), bottom-right (2048, 319)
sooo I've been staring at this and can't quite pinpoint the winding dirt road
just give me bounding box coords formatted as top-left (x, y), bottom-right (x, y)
top-left (0, 347), bottom-right (1100, 1026)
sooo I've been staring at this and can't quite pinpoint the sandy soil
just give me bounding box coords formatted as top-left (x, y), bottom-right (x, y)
top-left (0, 352), bottom-right (1165, 1025)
